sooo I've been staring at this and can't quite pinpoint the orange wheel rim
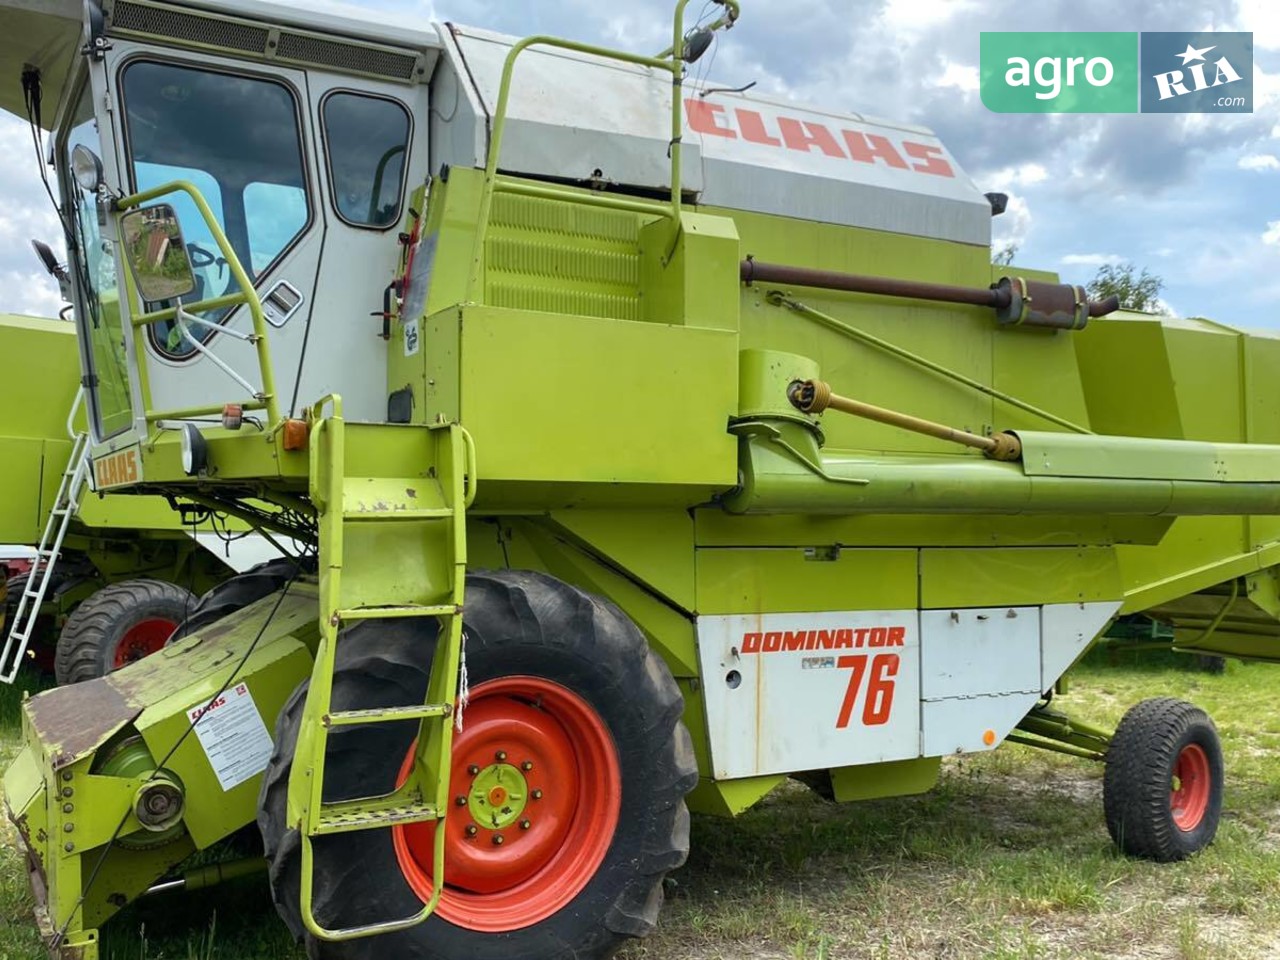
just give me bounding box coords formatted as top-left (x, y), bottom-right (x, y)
top-left (112, 617), bottom-right (178, 668)
top-left (393, 676), bottom-right (621, 932)
top-left (1171, 743), bottom-right (1211, 831)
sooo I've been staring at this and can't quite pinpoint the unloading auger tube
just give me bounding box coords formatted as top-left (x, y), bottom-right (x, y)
top-left (742, 259), bottom-right (1122, 330)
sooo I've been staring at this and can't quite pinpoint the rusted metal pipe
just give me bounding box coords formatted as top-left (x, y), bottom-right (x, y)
top-left (742, 259), bottom-right (1121, 329)
top-left (743, 259), bottom-right (1001, 308)
top-left (788, 379), bottom-right (1023, 462)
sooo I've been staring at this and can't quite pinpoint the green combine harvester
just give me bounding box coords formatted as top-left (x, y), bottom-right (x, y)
top-left (2, 1), bottom-right (1280, 958)
top-left (0, 313), bottom-right (251, 682)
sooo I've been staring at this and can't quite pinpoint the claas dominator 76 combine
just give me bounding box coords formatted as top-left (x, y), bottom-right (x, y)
top-left (4, 1), bottom-right (1280, 957)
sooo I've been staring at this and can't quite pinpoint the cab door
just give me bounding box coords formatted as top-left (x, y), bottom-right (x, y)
top-left (104, 43), bottom-right (327, 422)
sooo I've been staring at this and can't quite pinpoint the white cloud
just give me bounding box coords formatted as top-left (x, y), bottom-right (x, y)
top-left (1263, 221), bottom-right (1280, 246)
top-left (985, 162), bottom-right (1048, 188)
top-left (0, 269), bottom-right (63, 318)
top-left (881, 0), bottom-right (973, 33)
top-left (1060, 253), bottom-right (1125, 267)
top-left (932, 61), bottom-right (979, 94)
top-left (992, 193), bottom-right (1031, 249)
top-left (1240, 153), bottom-right (1280, 171)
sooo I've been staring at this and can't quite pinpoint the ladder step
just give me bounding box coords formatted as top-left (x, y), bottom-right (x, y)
top-left (326, 704), bottom-right (451, 726)
top-left (312, 801), bottom-right (440, 836)
top-left (343, 507), bottom-right (454, 522)
top-left (337, 604), bottom-right (458, 621)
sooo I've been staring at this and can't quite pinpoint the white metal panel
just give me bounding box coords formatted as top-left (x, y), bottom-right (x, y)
top-left (445, 25), bottom-right (702, 194)
top-left (921, 694), bottom-right (1036, 757)
top-left (1041, 601), bottom-right (1123, 691)
top-left (189, 532), bottom-right (286, 573)
top-left (697, 610), bottom-right (921, 779)
top-left (920, 607), bottom-right (1041, 701)
top-left (442, 26), bottom-right (992, 245)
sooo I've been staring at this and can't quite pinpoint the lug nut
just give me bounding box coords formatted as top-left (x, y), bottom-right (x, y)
top-left (64, 842), bottom-right (75, 852)
top-left (495, 750), bottom-right (507, 762)
top-left (63, 823), bottom-right (74, 833)
top-left (492, 834), bottom-right (504, 846)
top-left (532, 789), bottom-right (543, 801)
top-left (61, 771), bottom-right (73, 782)
top-left (522, 760), bottom-right (533, 772)
top-left (468, 764), bottom-right (480, 775)
top-left (520, 819), bottom-right (531, 830)
top-left (465, 824), bottom-right (478, 837)
top-left (62, 803), bottom-right (73, 814)
top-left (61, 788), bottom-right (73, 799)
top-left (455, 795), bottom-right (468, 807)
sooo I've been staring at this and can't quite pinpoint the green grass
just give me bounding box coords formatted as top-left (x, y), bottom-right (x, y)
top-left (5, 651), bottom-right (1280, 958)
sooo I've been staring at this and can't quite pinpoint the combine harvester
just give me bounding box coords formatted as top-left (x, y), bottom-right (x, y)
top-left (2, 1), bottom-right (1280, 957)
top-left (0, 313), bottom-right (259, 682)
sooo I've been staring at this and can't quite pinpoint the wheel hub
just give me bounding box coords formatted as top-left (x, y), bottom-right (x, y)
top-left (467, 762), bottom-right (528, 831)
top-left (1171, 742), bottom-right (1211, 831)
top-left (113, 617), bottom-right (179, 668)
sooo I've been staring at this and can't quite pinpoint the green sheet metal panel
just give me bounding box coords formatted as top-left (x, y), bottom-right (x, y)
top-left (1073, 317), bottom-right (1183, 439)
top-left (920, 546), bottom-right (1123, 609)
top-left (696, 546), bottom-right (918, 615)
top-left (457, 305), bottom-right (738, 491)
top-left (723, 207), bottom-right (997, 457)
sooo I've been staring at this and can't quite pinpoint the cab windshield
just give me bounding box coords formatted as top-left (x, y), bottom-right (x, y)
top-left (120, 60), bottom-right (309, 359)
top-left (64, 80), bottom-right (133, 439)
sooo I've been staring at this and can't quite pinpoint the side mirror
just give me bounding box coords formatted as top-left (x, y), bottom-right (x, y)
top-left (71, 144), bottom-right (105, 193)
top-left (120, 204), bottom-right (196, 302)
top-left (30, 239), bottom-right (68, 281)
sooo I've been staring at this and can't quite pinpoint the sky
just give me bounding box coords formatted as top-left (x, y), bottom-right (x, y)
top-left (1, 0), bottom-right (1277, 325)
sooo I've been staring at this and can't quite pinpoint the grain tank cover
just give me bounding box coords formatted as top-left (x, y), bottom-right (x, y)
top-left (441, 25), bottom-right (992, 247)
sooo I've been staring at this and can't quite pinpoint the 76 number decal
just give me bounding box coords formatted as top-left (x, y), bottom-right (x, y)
top-left (836, 653), bottom-right (899, 728)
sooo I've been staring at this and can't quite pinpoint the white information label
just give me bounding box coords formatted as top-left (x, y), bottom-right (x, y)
top-left (187, 682), bottom-right (274, 791)
top-left (403, 316), bottom-right (420, 357)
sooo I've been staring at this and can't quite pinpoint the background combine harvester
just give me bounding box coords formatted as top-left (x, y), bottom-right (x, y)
top-left (0, 312), bottom-right (267, 681)
top-left (2, 1), bottom-right (1280, 958)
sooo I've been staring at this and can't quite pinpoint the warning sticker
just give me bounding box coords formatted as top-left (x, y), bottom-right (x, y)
top-left (187, 683), bottom-right (274, 791)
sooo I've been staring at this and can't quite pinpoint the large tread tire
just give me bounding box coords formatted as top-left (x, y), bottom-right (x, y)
top-left (259, 569), bottom-right (697, 960)
top-left (169, 557), bottom-right (305, 642)
top-left (1103, 697), bottom-right (1223, 862)
top-left (54, 579), bottom-right (196, 684)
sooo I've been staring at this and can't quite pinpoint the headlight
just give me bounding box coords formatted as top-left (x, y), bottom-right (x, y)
top-left (180, 423), bottom-right (208, 476)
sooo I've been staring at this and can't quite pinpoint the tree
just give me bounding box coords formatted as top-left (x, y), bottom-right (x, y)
top-left (992, 243), bottom-right (1018, 267)
top-left (1087, 262), bottom-right (1167, 314)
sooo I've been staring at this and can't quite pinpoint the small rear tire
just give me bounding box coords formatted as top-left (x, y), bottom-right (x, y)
top-left (54, 579), bottom-right (195, 684)
top-left (1103, 697), bottom-right (1223, 861)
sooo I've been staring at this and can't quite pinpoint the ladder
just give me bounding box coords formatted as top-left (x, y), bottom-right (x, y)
top-left (0, 390), bottom-right (93, 683)
top-left (292, 396), bottom-right (473, 942)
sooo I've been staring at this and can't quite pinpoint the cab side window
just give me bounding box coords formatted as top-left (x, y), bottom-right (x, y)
top-left (321, 92), bottom-right (411, 228)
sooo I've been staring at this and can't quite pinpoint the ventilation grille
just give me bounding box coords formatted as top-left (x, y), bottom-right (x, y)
top-left (114, 2), bottom-right (268, 53)
top-left (485, 193), bottom-right (643, 322)
top-left (110, 2), bottom-right (420, 83)
top-left (276, 32), bottom-right (417, 80)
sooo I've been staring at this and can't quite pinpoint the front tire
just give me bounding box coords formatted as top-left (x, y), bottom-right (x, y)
top-left (259, 570), bottom-right (697, 959)
top-left (1103, 697), bottom-right (1223, 861)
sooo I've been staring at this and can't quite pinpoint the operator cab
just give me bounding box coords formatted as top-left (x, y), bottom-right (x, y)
top-left (7, 0), bottom-right (439, 449)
